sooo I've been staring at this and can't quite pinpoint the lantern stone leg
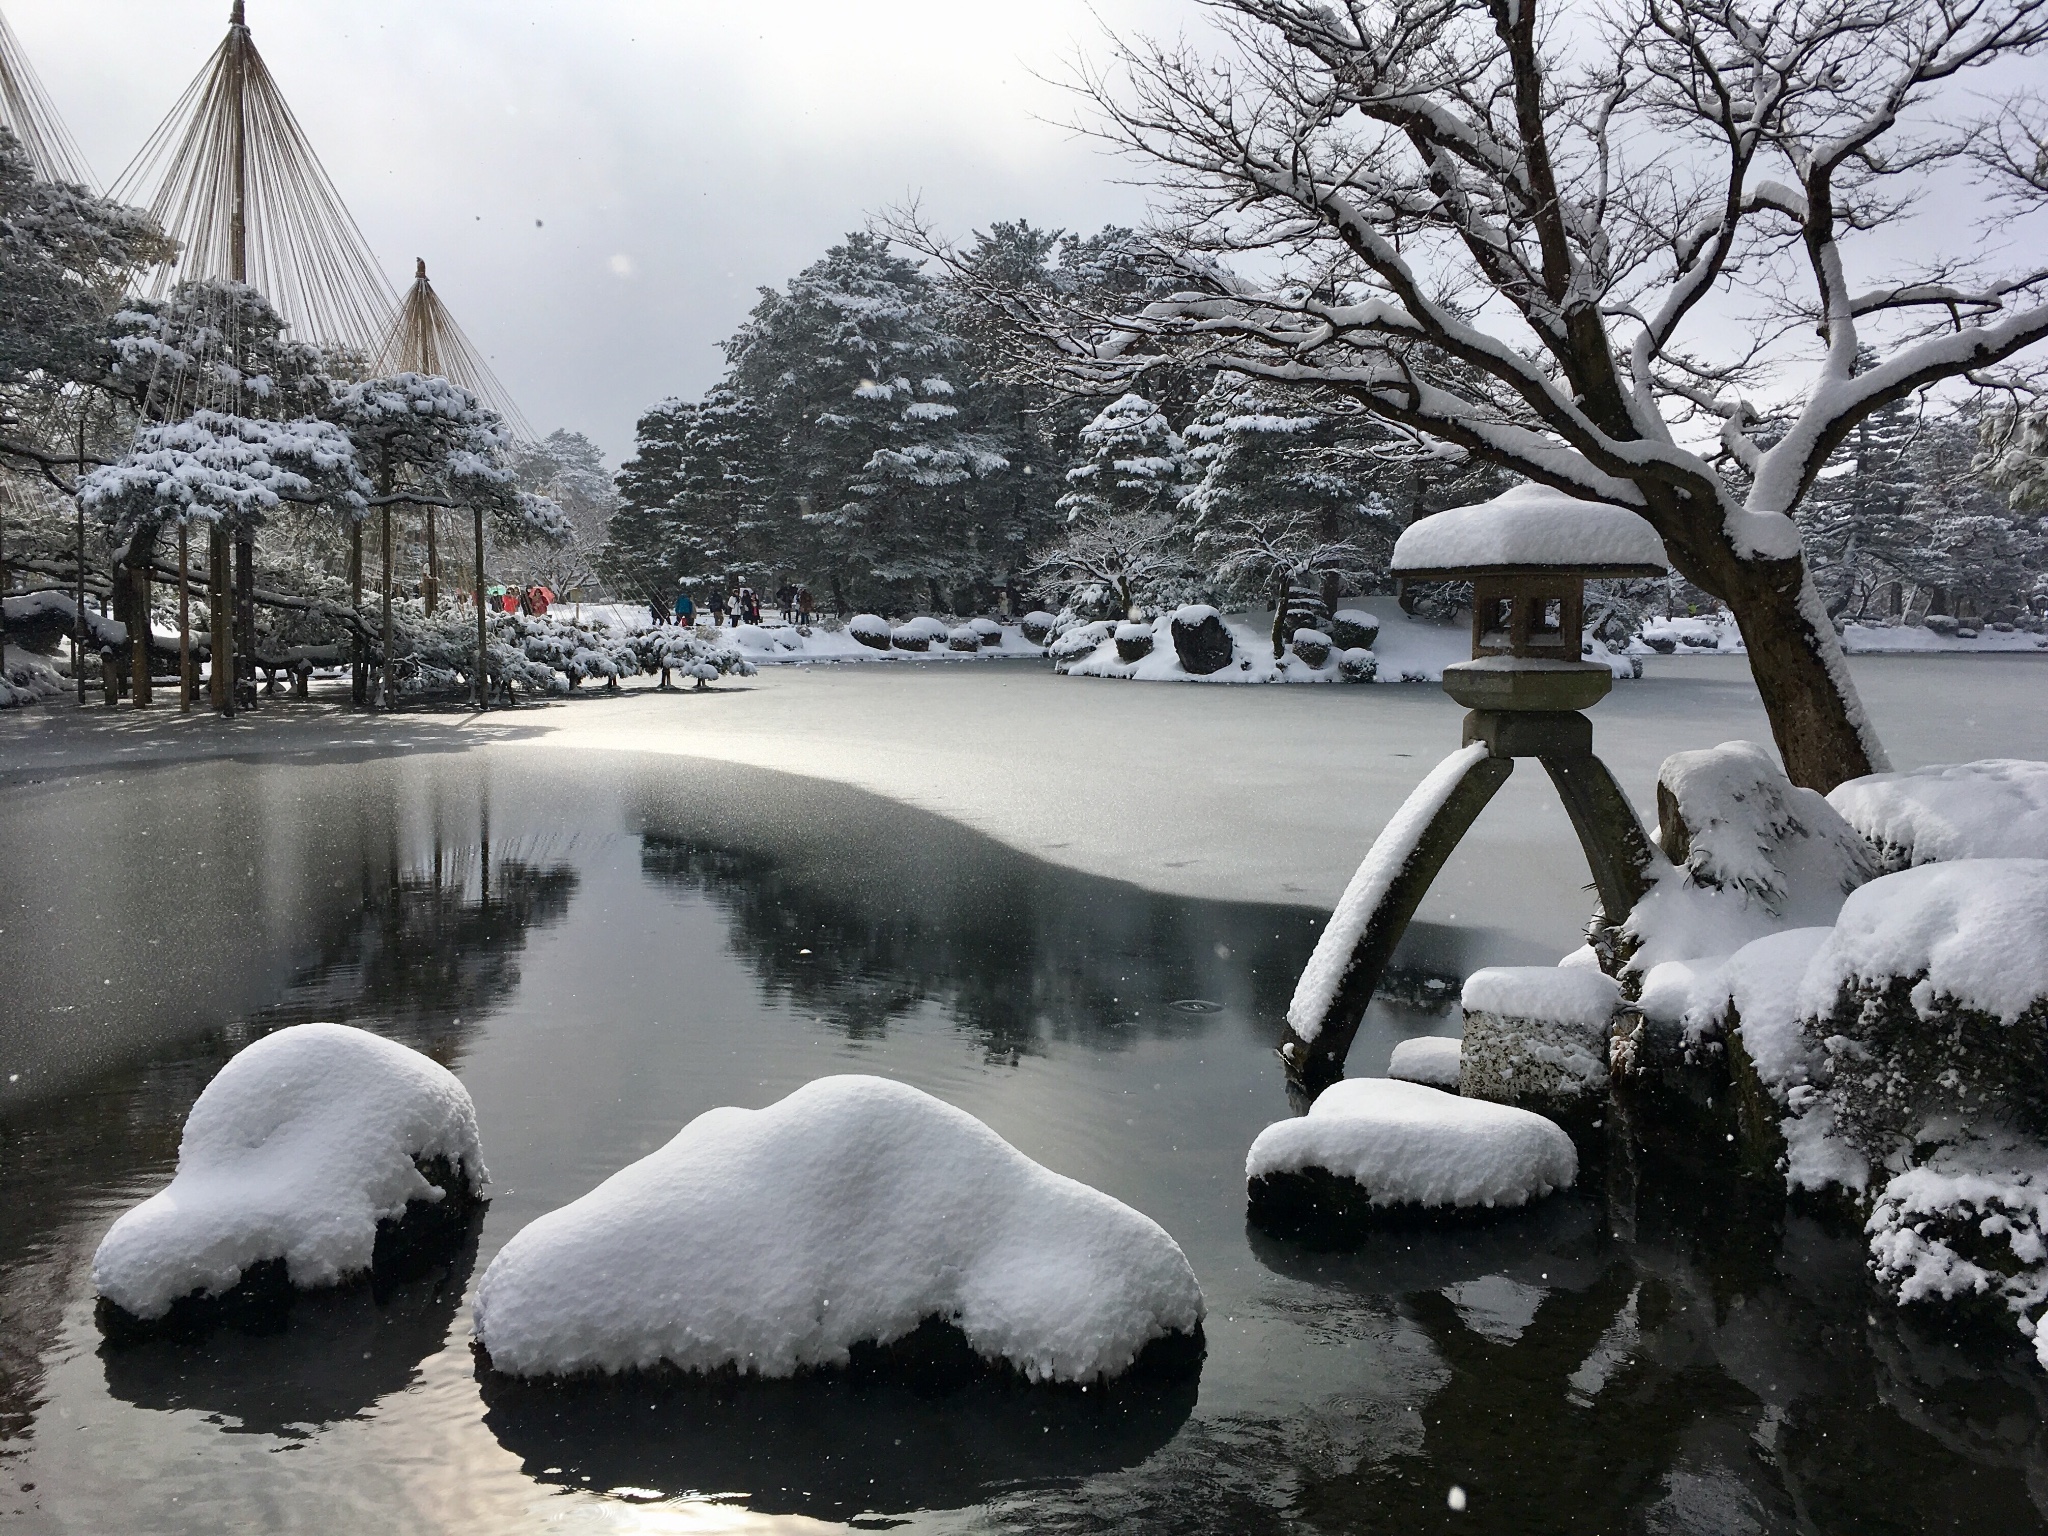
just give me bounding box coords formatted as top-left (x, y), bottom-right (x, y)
top-left (1281, 749), bottom-right (1515, 1091)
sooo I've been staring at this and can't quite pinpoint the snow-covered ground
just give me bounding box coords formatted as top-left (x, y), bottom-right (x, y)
top-left (473, 1074), bottom-right (1202, 1382)
top-left (1637, 609), bottom-right (2048, 655)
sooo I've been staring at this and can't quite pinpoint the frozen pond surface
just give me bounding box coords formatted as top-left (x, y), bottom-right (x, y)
top-left (4, 655), bottom-right (2048, 1533)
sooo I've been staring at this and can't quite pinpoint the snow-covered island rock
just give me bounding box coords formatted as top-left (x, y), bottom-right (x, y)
top-left (94, 1023), bottom-right (487, 1325)
top-left (471, 1075), bottom-right (1203, 1384)
top-left (1246, 1078), bottom-right (1577, 1238)
top-left (1458, 966), bottom-right (1620, 1115)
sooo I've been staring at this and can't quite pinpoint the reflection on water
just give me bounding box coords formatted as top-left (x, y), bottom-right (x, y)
top-left (2, 749), bottom-right (2046, 1533)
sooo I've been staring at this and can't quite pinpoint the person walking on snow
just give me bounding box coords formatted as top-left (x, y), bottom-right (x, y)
top-left (674, 591), bottom-right (695, 628)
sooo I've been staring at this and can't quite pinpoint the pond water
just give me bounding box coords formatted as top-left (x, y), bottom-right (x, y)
top-left (4, 742), bottom-right (2046, 1534)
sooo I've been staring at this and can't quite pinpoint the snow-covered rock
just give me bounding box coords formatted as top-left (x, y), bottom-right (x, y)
top-left (1828, 759), bottom-right (2048, 871)
top-left (2, 654), bottom-right (66, 709)
top-left (93, 1023), bottom-right (488, 1322)
top-left (1113, 620), bottom-right (1154, 662)
top-left (1387, 1035), bottom-right (1462, 1091)
top-left (1391, 484), bottom-right (1667, 574)
top-left (1458, 967), bottom-right (1619, 1114)
top-left (1168, 604), bottom-right (1233, 675)
top-left (471, 1075), bottom-right (1202, 1383)
top-left (1246, 1078), bottom-right (1577, 1213)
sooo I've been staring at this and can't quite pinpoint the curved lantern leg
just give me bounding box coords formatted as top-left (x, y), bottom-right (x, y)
top-left (1538, 752), bottom-right (1659, 929)
top-left (1283, 750), bottom-right (1514, 1093)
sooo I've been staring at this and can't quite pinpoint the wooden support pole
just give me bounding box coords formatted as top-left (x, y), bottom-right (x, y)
top-left (1539, 753), bottom-right (1659, 931)
top-left (210, 523), bottom-right (233, 716)
top-left (178, 523), bottom-right (192, 712)
top-left (234, 527), bottom-right (254, 711)
top-left (73, 497), bottom-right (86, 705)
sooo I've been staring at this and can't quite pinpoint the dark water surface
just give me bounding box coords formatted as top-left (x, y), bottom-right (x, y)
top-left (3, 749), bottom-right (2044, 1534)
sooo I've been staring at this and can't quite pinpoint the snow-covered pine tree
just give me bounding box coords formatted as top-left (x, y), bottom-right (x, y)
top-left (1180, 374), bottom-right (1399, 654)
top-left (1055, 393), bottom-right (1185, 528)
top-left (608, 386), bottom-right (771, 613)
top-left (726, 232), bottom-right (1006, 614)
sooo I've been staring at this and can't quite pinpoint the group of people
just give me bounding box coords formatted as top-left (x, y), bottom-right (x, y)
top-left (652, 583), bottom-right (814, 628)
top-left (475, 584), bottom-right (553, 616)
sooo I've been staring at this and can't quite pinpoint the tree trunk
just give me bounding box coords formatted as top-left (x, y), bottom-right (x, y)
top-left (381, 503), bottom-right (395, 710)
top-left (1270, 569), bottom-right (1290, 658)
top-left (73, 499), bottom-right (87, 705)
top-left (1722, 560), bottom-right (1886, 791)
top-left (178, 524), bottom-right (192, 713)
top-left (473, 505), bottom-right (487, 709)
top-left (234, 527), bottom-right (255, 711)
top-left (128, 545), bottom-right (153, 709)
top-left (350, 520), bottom-right (366, 707)
top-left (210, 524), bottom-right (233, 717)
top-left (424, 507), bottom-right (439, 614)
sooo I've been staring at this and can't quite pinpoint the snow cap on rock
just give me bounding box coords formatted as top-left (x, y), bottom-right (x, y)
top-left (1387, 1035), bottom-right (1463, 1091)
top-left (1461, 966), bottom-right (1620, 1027)
top-left (1392, 483), bottom-right (1667, 576)
top-left (1796, 859), bottom-right (2048, 1026)
top-left (1828, 759), bottom-right (2048, 870)
top-left (472, 1075), bottom-right (1202, 1383)
top-left (93, 1023), bottom-right (487, 1320)
top-left (1246, 1078), bottom-right (1577, 1209)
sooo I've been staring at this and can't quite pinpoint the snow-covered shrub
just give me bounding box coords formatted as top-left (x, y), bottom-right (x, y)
top-left (1247, 1079), bottom-right (1576, 1230)
top-left (1113, 620), bottom-right (1154, 663)
top-left (1048, 620), bottom-right (1113, 667)
top-left (848, 613), bottom-right (892, 651)
top-left (946, 624), bottom-right (980, 652)
top-left (1329, 609), bottom-right (1381, 651)
top-left (633, 625), bottom-right (756, 690)
top-left (969, 617), bottom-right (1004, 646)
top-left (892, 617), bottom-right (948, 652)
top-left (1336, 647), bottom-right (1378, 683)
top-left (1018, 611), bottom-right (1057, 646)
top-left (471, 1076), bottom-right (1203, 1383)
top-left (94, 1023), bottom-right (487, 1325)
top-left (1828, 760), bottom-right (2048, 871)
top-left (1, 654), bottom-right (65, 708)
top-left (1290, 628), bottom-right (1332, 668)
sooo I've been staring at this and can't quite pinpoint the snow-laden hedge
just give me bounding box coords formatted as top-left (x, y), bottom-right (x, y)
top-left (1, 654), bottom-right (66, 709)
top-left (398, 609), bottom-right (753, 699)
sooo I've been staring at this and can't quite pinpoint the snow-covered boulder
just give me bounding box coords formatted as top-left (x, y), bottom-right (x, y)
top-left (1113, 620), bottom-right (1154, 663)
top-left (1246, 1079), bottom-right (1577, 1237)
top-left (1829, 759), bottom-right (2048, 872)
top-left (471, 1076), bottom-right (1203, 1384)
top-left (1168, 604), bottom-right (1232, 675)
top-left (1458, 967), bottom-right (1619, 1115)
top-left (1290, 628), bottom-right (1333, 668)
top-left (94, 1023), bottom-right (487, 1326)
top-left (1019, 610), bottom-right (1057, 646)
top-left (1388, 1035), bottom-right (1462, 1091)
top-left (848, 613), bottom-right (892, 651)
top-left (1329, 609), bottom-right (1381, 652)
top-left (946, 624), bottom-right (981, 652)
top-left (1797, 859), bottom-right (2048, 1153)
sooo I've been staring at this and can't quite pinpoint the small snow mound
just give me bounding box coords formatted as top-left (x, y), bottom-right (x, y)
top-left (1461, 967), bottom-right (1619, 1028)
top-left (472, 1076), bottom-right (1202, 1383)
top-left (1171, 603), bottom-right (1219, 625)
top-left (1796, 859), bottom-right (2048, 1026)
top-left (1388, 1036), bottom-right (1462, 1091)
top-left (1246, 1079), bottom-right (1576, 1209)
top-left (1828, 759), bottom-right (2048, 871)
top-left (894, 616), bottom-right (950, 642)
top-left (93, 1023), bottom-right (487, 1321)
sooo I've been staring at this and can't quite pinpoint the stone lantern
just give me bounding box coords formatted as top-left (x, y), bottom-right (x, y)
top-left (1280, 486), bottom-right (1670, 1091)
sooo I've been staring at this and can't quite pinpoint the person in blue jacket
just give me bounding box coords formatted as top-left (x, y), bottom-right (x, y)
top-left (673, 591), bottom-right (696, 628)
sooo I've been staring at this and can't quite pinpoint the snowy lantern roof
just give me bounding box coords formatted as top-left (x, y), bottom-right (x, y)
top-left (1391, 484), bottom-right (1667, 580)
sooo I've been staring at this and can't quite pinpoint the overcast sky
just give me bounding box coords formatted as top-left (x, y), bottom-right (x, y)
top-left (12, 0), bottom-right (1189, 463)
